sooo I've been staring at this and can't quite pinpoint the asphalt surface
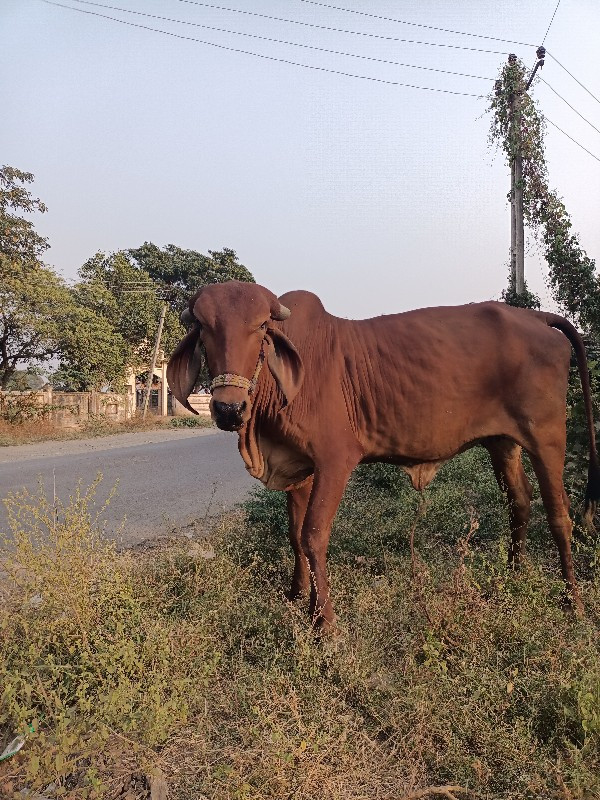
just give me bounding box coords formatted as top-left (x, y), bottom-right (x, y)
top-left (0, 427), bottom-right (257, 546)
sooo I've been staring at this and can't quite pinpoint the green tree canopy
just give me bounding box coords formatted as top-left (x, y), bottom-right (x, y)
top-left (1, 167), bottom-right (256, 392)
top-left (65, 244), bottom-right (255, 389)
top-left (0, 261), bottom-right (73, 390)
top-left (51, 303), bottom-right (130, 392)
top-left (0, 165), bottom-right (48, 262)
top-left (128, 243), bottom-right (254, 313)
top-left (0, 166), bottom-right (131, 392)
top-left (72, 251), bottom-right (184, 370)
top-left (0, 166), bottom-right (71, 389)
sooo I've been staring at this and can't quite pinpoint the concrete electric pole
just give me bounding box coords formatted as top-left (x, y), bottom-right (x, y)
top-left (498, 47), bottom-right (545, 299)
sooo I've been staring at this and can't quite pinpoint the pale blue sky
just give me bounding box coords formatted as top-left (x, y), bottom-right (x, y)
top-left (2, 0), bottom-right (599, 317)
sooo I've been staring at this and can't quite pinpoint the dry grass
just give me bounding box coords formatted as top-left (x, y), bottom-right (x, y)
top-left (1, 451), bottom-right (599, 799)
top-left (0, 414), bottom-right (212, 447)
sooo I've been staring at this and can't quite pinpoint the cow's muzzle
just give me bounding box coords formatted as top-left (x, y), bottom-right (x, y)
top-left (212, 400), bottom-right (247, 431)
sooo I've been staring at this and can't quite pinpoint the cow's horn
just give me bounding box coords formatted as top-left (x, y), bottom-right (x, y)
top-left (272, 303), bottom-right (291, 321)
top-left (180, 308), bottom-right (195, 326)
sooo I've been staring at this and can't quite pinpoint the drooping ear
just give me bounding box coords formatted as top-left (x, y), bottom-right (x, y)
top-left (166, 325), bottom-right (204, 414)
top-left (264, 327), bottom-right (304, 407)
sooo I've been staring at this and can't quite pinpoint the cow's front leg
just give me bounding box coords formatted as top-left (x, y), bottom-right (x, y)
top-left (301, 458), bottom-right (359, 632)
top-left (286, 477), bottom-right (313, 600)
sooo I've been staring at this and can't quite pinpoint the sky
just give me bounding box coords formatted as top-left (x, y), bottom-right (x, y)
top-left (1, 0), bottom-right (599, 319)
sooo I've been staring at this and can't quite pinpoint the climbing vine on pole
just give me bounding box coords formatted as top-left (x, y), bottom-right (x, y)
top-left (489, 57), bottom-right (599, 328)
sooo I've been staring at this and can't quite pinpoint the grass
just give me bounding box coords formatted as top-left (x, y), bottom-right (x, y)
top-left (1, 449), bottom-right (599, 799)
top-left (0, 413), bottom-right (213, 447)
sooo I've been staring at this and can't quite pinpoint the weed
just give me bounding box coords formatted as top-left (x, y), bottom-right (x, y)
top-left (169, 415), bottom-right (213, 428)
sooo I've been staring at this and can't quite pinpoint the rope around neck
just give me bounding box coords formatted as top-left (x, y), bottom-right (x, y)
top-left (209, 342), bottom-right (265, 395)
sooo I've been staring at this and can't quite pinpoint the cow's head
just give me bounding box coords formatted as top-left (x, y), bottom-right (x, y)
top-left (167, 281), bottom-right (304, 431)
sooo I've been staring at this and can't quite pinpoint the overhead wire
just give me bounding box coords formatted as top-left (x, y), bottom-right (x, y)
top-left (42, 0), bottom-right (600, 157)
top-left (540, 79), bottom-right (600, 135)
top-left (545, 52), bottom-right (600, 106)
top-left (170, 0), bottom-right (514, 55)
top-left (40, 1), bottom-right (487, 97)
top-left (168, 3), bottom-right (600, 109)
top-left (543, 115), bottom-right (600, 162)
top-left (297, 0), bottom-right (537, 48)
top-left (290, 0), bottom-right (600, 114)
top-left (541, 0), bottom-right (561, 45)
top-left (60, 0), bottom-right (495, 81)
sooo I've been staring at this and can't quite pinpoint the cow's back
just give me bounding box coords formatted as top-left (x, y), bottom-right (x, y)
top-left (276, 297), bottom-right (572, 463)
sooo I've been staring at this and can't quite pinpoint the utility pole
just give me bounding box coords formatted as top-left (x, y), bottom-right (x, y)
top-left (507, 53), bottom-right (525, 295)
top-left (499, 47), bottom-right (545, 298)
top-left (142, 303), bottom-right (167, 420)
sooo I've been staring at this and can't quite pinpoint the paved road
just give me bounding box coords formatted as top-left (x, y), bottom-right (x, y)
top-left (0, 428), bottom-right (257, 546)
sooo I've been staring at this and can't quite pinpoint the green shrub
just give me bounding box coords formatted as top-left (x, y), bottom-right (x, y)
top-left (169, 415), bottom-right (213, 428)
top-left (0, 393), bottom-right (75, 424)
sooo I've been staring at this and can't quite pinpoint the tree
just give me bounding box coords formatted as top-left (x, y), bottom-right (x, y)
top-left (1, 168), bottom-right (257, 392)
top-left (51, 304), bottom-right (130, 392)
top-left (128, 243), bottom-right (254, 314)
top-left (0, 265), bottom-right (75, 390)
top-left (489, 59), bottom-right (599, 324)
top-left (72, 251), bottom-right (184, 370)
top-left (0, 166), bottom-right (48, 261)
top-left (0, 167), bottom-right (70, 389)
top-left (65, 245), bottom-right (256, 392)
top-left (0, 166), bottom-right (132, 392)
top-left (68, 244), bottom-right (256, 382)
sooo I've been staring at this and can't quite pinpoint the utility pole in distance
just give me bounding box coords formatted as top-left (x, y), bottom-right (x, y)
top-left (142, 303), bottom-right (167, 420)
top-left (498, 47), bottom-right (545, 299)
top-left (508, 53), bottom-right (525, 295)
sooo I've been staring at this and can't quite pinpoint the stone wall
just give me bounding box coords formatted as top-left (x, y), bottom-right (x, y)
top-left (171, 394), bottom-right (212, 417)
top-left (0, 388), bottom-right (134, 428)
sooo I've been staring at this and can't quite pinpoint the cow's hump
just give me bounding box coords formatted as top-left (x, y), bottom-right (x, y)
top-left (278, 290), bottom-right (327, 320)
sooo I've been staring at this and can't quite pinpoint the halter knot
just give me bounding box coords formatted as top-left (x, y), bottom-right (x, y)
top-left (209, 342), bottom-right (265, 395)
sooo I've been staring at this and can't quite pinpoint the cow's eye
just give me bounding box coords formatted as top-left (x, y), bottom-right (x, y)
top-left (259, 321), bottom-right (268, 331)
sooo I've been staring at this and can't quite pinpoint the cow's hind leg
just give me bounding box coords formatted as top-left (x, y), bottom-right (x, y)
top-left (529, 447), bottom-right (583, 615)
top-left (485, 439), bottom-right (533, 566)
top-left (286, 477), bottom-right (313, 600)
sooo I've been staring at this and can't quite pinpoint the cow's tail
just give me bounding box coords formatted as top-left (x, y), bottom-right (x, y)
top-left (541, 312), bottom-right (600, 527)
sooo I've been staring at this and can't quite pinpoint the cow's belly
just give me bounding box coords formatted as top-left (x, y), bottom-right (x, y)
top-left (359, 397), bottom-right (522, 464)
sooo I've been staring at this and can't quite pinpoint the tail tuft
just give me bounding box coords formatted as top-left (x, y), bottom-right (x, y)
top-left (583, 459), bottom-right (600, 530)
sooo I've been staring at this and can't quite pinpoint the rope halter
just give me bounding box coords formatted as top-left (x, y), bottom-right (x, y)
top-left (209, 341), bottom-right (265, 396)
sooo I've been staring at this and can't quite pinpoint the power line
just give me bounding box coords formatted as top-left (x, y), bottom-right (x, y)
top-left (171, 0), bottom-right (514, 55)
top-left (543, 115), bottom-right (600, 162)
top-left (546, 51), bottom-right (600, 106)
top-left (64, 0), bottom-right (494, 81)
top-left (541, 0), bottom-right (561, 45)
top-left (41, 1), bottom-right (487, 97)
top-left (540, 79), bottom-right (600, 135)
top-left (287, 0), bottom-right (599, 109)
top-left (297, 0), bottom-right (537, 48)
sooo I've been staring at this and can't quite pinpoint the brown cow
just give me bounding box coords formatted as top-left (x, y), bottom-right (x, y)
top-left (167, 280), bottom-right (600, 631)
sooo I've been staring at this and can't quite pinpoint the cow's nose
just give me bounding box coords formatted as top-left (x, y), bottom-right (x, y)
top-left (213, 400), bottom-right (246, 417)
